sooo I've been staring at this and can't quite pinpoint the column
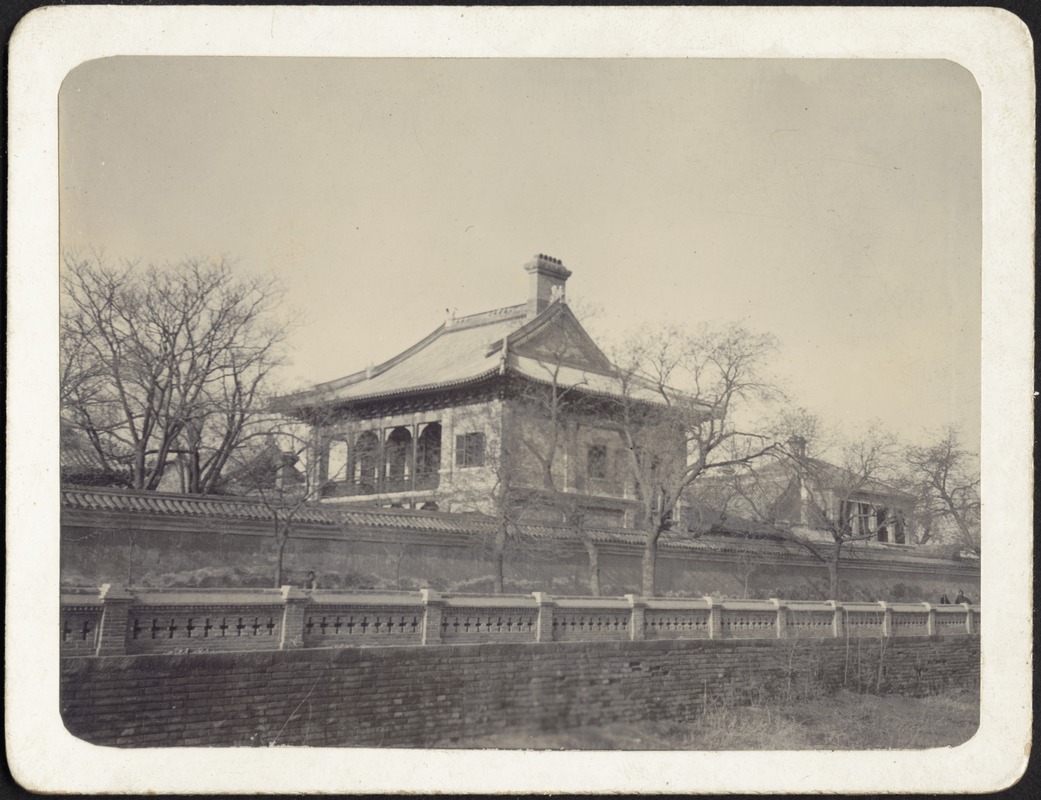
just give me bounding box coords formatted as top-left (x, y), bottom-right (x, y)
top-left (421, 589), bottom-right (444, 645)
top-left (95, 584), bottom-right (135, 657)
top-left (830, 601), bottom-right (845, 638)
top-left (279, 586), bottom-right (310, 649)
top-left (625, 594), bottom-right (646, 641)
top-left (770, 599), bottom-right (787, 639)
top-left (963, 602), bottom-right (976, 634)
top-left (705, 596), bottom-right (723, 640)
top-left (533, 592), bottom-right (556, 642)
top-left (409, 422), bottom-right (419, 494)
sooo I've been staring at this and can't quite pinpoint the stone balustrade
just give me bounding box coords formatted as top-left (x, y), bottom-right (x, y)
top-left (59, 585), bottom-right (981, 658)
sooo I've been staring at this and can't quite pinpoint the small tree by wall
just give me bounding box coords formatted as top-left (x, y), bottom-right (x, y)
top-left (704, 418), bottom-right (908, 601)
top-left (224, 412), bottom-right (347, 587)
top-left (610, 323), bottom-right (780, 596)
top-left (901, 426), bottom-right (981, 556)
top-left (449, 305), bottom-right (616, 595)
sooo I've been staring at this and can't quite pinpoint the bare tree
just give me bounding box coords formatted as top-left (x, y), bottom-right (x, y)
top-left (446, 418), bottom-right (547, 595)
top-left (506, 327), bottom-right (611, 595)
top-left (449, 306), bottom-right (610, 594)
top-left (611, 323), bottom-right (780, 596)
top-left (709, 419), bottom-right (908, 600)
top-left (449, 393), bottom-right (574, 595)
top-left (223, 415), bottom-right (346, 587)
top-left (902, 427), bottom-right (981, 555)
top-left (60, 253), bottom-right (290, 493)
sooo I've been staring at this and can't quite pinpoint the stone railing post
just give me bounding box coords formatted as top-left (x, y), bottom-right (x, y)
top-left (879, 601), bottom-right (892, 637)
top-left (279, 585), bottom-right (310, 649)
top-left (625, 595), bottom-right (646, 641)
top-left (533, 592), bottom-right (556, 642)
top-left (924, 602), bottom-right (936, 636)
top-left (963, 602), bottom-right (976, 634)
top-left (704, 596), bottom-right (723, 640)
top-left (830, 601), bottom-right (845, 638)
top-left (420, 589), bottom-right (444, 645)
top-left (769, 599), bottom-right (787, 639)
top-left (95, 584), bottom-right (135, 657)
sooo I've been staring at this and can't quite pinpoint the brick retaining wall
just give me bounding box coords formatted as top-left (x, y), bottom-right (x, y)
top-left (60, 635), bottom-right (980, 748)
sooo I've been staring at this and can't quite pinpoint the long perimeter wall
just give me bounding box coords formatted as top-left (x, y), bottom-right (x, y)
top-left (61, 635), bottom-right (980, 748)
top-left (61, 496), bottom-right (981, 602)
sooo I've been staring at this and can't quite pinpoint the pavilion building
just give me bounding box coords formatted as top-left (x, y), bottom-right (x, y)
top-left (284, 254), bottom-right (664, 528)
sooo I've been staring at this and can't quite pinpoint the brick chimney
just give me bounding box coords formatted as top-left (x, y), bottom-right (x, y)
top-left (787, 436), bottom-right (807, 459)
top-left (524, 253), bottom-right (572, 318)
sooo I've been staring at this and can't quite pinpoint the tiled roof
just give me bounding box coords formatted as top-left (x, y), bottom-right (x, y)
top-left (61, 487), bottom-right (343, 525)
top-left (509, 356), bottom-right (668, 405)
top-left (796, 457), bottom-right (914, 500)
top-left (338, 508), bottom-right (490, 534)
top-left (287, 305), bottom-right (530, 406)
top-left (282, 300), bottom-right (671, 409)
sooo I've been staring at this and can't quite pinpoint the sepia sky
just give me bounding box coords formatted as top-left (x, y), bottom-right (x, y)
top-left (58, 57), bottom-right (981, 448)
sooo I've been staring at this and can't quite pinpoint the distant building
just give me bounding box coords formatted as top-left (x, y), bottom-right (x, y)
top-left (284, 254), bottom-right (666, 528)
top-left (691, 436), bottom-right (915, 549)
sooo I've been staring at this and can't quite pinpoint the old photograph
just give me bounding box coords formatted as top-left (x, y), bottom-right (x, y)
top-left (8, 6), bottom-right (1033, 796)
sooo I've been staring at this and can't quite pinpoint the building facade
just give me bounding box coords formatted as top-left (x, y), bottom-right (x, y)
top-left (285, 254), bottom-right (661, 528)
top-left (690, 435), bottom-right (916, 554)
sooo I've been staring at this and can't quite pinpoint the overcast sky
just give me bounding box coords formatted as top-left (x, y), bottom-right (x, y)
top-left (59, 57), bottom-right (981, 448)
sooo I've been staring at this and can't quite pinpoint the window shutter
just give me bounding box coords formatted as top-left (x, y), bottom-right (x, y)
top-left (455, 435), bottom-right (466, 467)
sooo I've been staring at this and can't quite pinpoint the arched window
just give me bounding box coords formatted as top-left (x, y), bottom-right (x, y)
top-left (353, 431), bottom-right (380, 494)
top-left (327, 439), bottom-right (349, 483)
top-left (416, 422), bottom-right (442, 489)
top-left (384, 427), bottom-right (412, 491)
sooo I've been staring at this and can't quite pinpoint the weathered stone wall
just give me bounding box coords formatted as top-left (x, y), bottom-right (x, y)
top-left (60, 635), bottom-right (980, 748)
top-left (61, 519), bottom-right (980, 602)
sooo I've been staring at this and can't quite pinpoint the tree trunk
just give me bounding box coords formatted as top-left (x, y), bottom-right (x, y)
top-left (492, 547), bottom-right (505, 594)
top-left (274, 524), bottom-right (289, 588)
top-left (491, 523), bottom-right (506, 594)
top-left (584, 539), bottom-right (601, 596)
top-left (133, 447), bottom-right (146, 490)
top-left (125, 531), bottom-right (135, 587)
top-left (641, 540), bottom-right (657, 597)
top-left (187, 449), bottom-right (201, 494)
top-left (827, 552), bottom-right (840, 601)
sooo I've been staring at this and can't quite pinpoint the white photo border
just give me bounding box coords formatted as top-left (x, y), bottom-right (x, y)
top-left (7, 6), bottom-right (1033, 794)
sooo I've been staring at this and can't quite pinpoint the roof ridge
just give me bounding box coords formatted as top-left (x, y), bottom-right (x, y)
top-left (62, 486), bottom-right (280, 505)
top-left (449, 303), bottom-right (527, 330)
top-left (283, 305), bottom-right (529, 406)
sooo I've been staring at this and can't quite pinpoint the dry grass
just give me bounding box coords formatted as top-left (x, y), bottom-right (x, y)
top-left (439, 688), bottom-right (979, 751)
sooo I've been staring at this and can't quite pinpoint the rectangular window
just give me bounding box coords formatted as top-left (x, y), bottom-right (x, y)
top-left (455, 432), bottom-right (486, 468)
top-left (876, 506), bottom-right (889, 542)
top-left (587, 444), bottom-right (608, 479)
top-left (893, 512), bottom-right (906, 544)
top-left (838, 500), bottom-right (854, 533)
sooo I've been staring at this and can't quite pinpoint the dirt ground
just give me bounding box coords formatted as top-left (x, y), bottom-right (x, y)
top-left (434, 689), bottom-right (980, 751)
